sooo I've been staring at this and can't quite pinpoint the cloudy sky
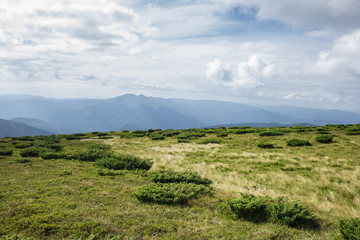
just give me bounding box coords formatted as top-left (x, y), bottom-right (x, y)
top-left (0, 0), bottom-right (359, 112)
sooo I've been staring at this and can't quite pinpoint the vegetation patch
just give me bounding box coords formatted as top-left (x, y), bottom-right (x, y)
top-left (14, 142), bottom-right (34, 149)
top-left (287, 139), bottom-right (311, 147)
top-left (71, 149), bottom-right (111, 162)
top-left (257, 142), bottom-right (275, 149)
top-left (134, 182), bottom-right (211, 204)
top-left (259, 130), bottom-right (284, 136)
top-left (19, 147), bottom-right (42, 157)
top-left (316, 135), bottom-right (334, 144)
top-left (95, 155), bottom-right (152, 171)
top-left (339, 218), bottom-right (360, 240)
top-left (149, 133), bottom-right (165, 140)
top-left (0, 149), bottom-right (13, 156)
top-left (40, 152), bottom-right (69, 160)
top-left (201, 138), bottom-right (221, 144)
top-left (147, 170), bottom-right (212, 185)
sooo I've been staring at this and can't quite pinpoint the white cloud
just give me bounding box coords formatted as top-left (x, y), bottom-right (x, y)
top-left (206, 55), bottom-right (275, 89)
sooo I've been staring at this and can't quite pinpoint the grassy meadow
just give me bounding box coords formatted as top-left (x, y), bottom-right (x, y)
top-left (0, 125), bottom-right (360, 239)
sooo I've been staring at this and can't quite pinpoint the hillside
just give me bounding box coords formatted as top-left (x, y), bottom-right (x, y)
top-left (0, 119), bottom-right (53, 138)
top-left (0, 124), bottom-right (359, 239)
top-left (0, 94), bottom-right (359, 136)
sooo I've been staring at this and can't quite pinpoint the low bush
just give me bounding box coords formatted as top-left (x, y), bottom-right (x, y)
top-left (14, 142), bottom-right (34, 149)
top-left (269, 197), bottom-right (319, 229)
top-left (345, 125), bottom-right (360, 135)
top-left (134, 182), bottom-right (211, 204)
top-left (0, 149), bottom-right (13, 156)
top-left (316, 135), bottom-right (333, 144)
top-left (72, 149), bottom-right (111, 162)
top-left (201, 138), bottom-right (221, 144)
top-left (40, 152), bottom-right (68, 160)
top-left (259, 131), bottom-right (284, 136)
top-left (216, 132), bottom-right (228, 137)
top-left (37, 143), bottom-right (63, 152)
top-left (257, 143), bottom-right (275, 149)
top-left (97, 169), bottom-right (125, 176)
top-left (227, 193), bottom-right (271, 223)
top-left (177, 131), bottom-right (205, 141)
top-left (149, 133), bottom-right (165, 140)
top-left (95, 154), bottom-right (152, 170)
top-left (19, 147), bottom-right (42, 157)
top-left (147, 170), bottom-right (212, 185)
top-left (65, 135), bottom-right (81, 140)
top-left (339, 218), bottom-right (360, 240)
top-left (287, 139), bottom-right (311, 147)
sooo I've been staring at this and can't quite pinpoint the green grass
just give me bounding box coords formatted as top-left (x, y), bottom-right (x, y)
top-left (0, 125), bottom-right (359, 239)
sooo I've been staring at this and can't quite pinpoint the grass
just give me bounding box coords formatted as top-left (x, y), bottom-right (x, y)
top-left (0, 125), bottom-right (359, 239)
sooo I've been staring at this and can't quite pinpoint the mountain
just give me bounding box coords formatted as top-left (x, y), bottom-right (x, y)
top-left (0, 119), bottom-right (53, 138)
top-left (0, 94), bottom-right (359, 135)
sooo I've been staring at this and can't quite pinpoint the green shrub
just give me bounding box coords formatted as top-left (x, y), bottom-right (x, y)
top-left (316, 135), bottom-right (333, 144)
top-left (97, 169), bottom-right (125, 176)
top-left (14, 142), bottom-right (34, 149)
top-left (227, 193), bottom-right (271, 223)
top-left (19, 147), bottom-right (42, 157)
top-left (201, 138), bottom-right (221, 144)
top-left (72, 149), bottom-right (111, 162)
top-left (149, 133), bottom-right (165, 140)
top-left (59, 170), bottom-right (72, 176)
top-left (12, 158), bottom-right (31, 163)
top-left (65, 135), bottom-right (81, 140)
top-left (134, 182), bottom-right (211, 204)
top-left (147, 170), bottom-right (212, 185)
top-left (0, 149), bottom-right (13, 156)
top-left (345, 125), bottom-right (360, 135)
top-left (287, 139), bottom-right (311, 147)
top-left (40, 152), bottom-right (68, 160)
top-left (177, 131), bottom-right (205, 141)
top-left (339, 218), bottom-right (360, 240)
top-left (178, 139), bottom-right (190, 143)
top-left (36, 143), bottom-right (63, 152)
top-left (95, 154), bottom-right (152, 170)
top-left (257, 143), bottom-right (275, 149)
top-left (259, 131), bottom-right (284, 136)
top-left (269, 197), bottom-right (319, 229)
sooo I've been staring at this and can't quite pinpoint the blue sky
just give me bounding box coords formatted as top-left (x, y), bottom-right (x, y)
top-left (0, 0), bottom-right (359, 112)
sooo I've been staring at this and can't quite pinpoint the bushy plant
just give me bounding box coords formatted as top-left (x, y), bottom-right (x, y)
top-left (95, 154), bottom-right (152, 170)
top-left (339, 218), bottom-right (360, 240)
top-left (345, 125), bottom-right (360, 135)
top-left (13, 158), bottom-right (31, 163)
top-left (14, 142), bottom-right (34, 149)
top-left (0, 149), bottom-right (13, 156)
top-left (134, 182), bottom-right (211, 204)
top-left (216, 132), bottom-right (228, 137)
top-left (257, 143), bottom-right (275, 149)
top-left (227, 193), bottom-right (271, 223)
top-left (149, 133), bottom-right (165, 140)
top-left (177, 131), bottom-right (205, 141)
top-left (287, 139), bottom-right (311, 147)
top-left (259, 131), bottom-right (284, 136)
top-left (147, 170), bottom-right (212, 185)
top-left (316, 135), bottom-right (333, 144)
top-left (65, 135), bottom-right (81, 140)
top-left (19, 147), bottom-right (42, 157)
top-left (269, 197), bottom-right (319, 229)
top-left (72, 149), bottom-right (111, 162)
top-left (40, 152), bottom-right (68, 160)
top-left (201, 138), bottom-right (221, 144)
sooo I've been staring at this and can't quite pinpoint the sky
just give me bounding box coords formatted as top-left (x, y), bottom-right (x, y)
top-left (0, 0), bottom-right (360, 112)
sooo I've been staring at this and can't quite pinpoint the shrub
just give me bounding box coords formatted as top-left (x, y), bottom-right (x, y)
top-left (178, 139), bottom-right (190, 143)
top-left (259, 131), bottom-right (284, 136)
top-left (345, 125), bottom-right (360, 135)
top-left (216, 132), bottom-right (228, 137)
top-left (201, 138), bottom-right (221, 144)
top-left (134, 182), bottom-right (211, 204)
top-left (40, 152), bottom-right (68, 160)
top-left (177, 131), bottom-right (205, 141)
top-left (257, 143), bottom-right (275, 149)
top-left (37, 143), bottom-right (63, 152)
top-left (95, 154), bottom-right (152, 170)
top-left (149, 133), bottom-right (165, 140)
top-left (65, 135), bottom-right (81, 140)
top-left (316, 135), bottom-right (333, 144)
top-left (13, 158), bottom-right (31, 163)
top-left (287, 139), bottom-right (311, 147)
top-left (19, 147), bottom-right (42, 157)
top-left (339, 218), bottom-right (360, 240)
top-left (0, 149), bottom-right (13, 156)
top-left (72, 149), bottom-right (111, 162)
top-left (269, 197), bottom-right (319, 229)
top-left (59, 170), bottom-right (72, 176)
top-left (227, 193), bottom-right (271, 223)
top-left (147, 170), bottom-right (212, 185)
top-left (14, 142), bottom-right (34, 149)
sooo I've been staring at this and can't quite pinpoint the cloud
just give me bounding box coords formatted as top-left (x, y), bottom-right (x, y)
top-left (314, 29), bottom-right (360, 75)
top-left (206, 55), bottom-right (275, 89)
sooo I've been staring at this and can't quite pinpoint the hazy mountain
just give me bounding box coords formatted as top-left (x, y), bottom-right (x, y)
top-left (0, 119), bottom-right (53, 138)
top-left (0, 94), bottom-right (359, 135)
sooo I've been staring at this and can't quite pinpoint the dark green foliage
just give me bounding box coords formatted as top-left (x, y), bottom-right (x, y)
top-left (269, 197), bottom-right (319, 229)
top-left (134, 182), bottom-right (211, 204)
top-left (72, 149), bottom-right (111, 162)
top-left (40, 152), bottom-right (68, 160)
top-left (227, 193), bottom-right (271, 223)
top-left (339, 218), bottom-right (360, 240)
top-left (19, 147), bottom-right (42, 157)
top-left (95, 132), bottom-right (108, 137)
top-left (0, 149), bottom-right (13, 156)
top-left (177, 131), bottom-right (205, 141)
top-left (36, 143), bottom-right (62, 152)
top-left (95, 155), bottom-right (152, 170)
top-left (257, 143), bottom-right (275, 149)
top-left (316, 135), bottom-right (334, 144)
top-left (65, 135), bottom-right (81, 140)
top-left (345, 125), bottom-right (360, 135)
top-left (13, 136), bottom-right (35, 141)
top-left (291, 126), bottom-right (307, 132)
top-left (216, 132), bottom-right (228, 137)
top-left (97, 169), bottom-right (125, 176)
top-left (259, 131), bottom-right (284, 136)
top-left (287, 139), bottom-right (311, 147)
top-left (201, 138), bottom-right (221, 144)
top-left (177, 139), bottom-right (190, 143)
top-left (147, 170), bottom-right (212, 185)
top-left (14, 142), bottom-right (34, 149)
top-left (149, 133), bottom-right (165, 140)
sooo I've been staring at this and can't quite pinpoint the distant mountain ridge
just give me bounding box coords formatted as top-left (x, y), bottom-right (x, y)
top-left (0, 119), bottom-right (53, 138)
top-left (0, 94), bottom-right (359, 137)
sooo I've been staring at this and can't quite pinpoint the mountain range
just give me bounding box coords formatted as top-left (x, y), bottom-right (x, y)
top-left (0, 94), bottom-right (359, 137)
